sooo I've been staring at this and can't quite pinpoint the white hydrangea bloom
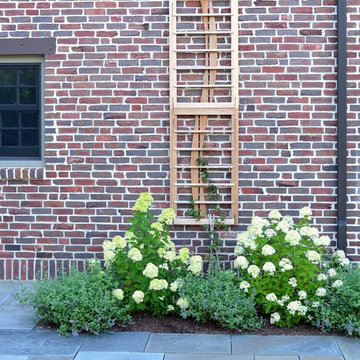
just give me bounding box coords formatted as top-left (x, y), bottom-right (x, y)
top-left (263, 262), bottom-right (276, 275)
top-left (234, 244), bottom-right (244, 255)
top-left (240, 280), bottom-right (250, 293)
top-left (251, 216), bottom-right (270, 228)
top-left (270, 312), bottom-right (280, 324)
top-left (265, 229), bottom-right (276, 238)
top-left (188, 255), bottom-right (203, 275)
top-left (317, 273), bottom-right (327, 281)
top-left (300, 206), bottom-right (312, 218)
top-left (177, 297), bottom-right (189, 310)
top-left (113, 235), bottom-right (127, 249)
top-left (285, 230), bottom-right (301, 246)
top-left (305, 250), bottom-right (321, 264)
top-left (103, 240), bottom-right (116, 265)
top-left (314, 235), bottom-right (331, 246)
top-left (164, 250), bottom-right (176, 262)
top-left (300, 226), bottom-right (319, 239)
top-left (279, 258), bottom-right (293, 272)
top-left (328, 268), bottom-right (337, 277)
top-left (113, 288), bottom-right (124, 300)
top-left (282, 295), bottom-right (290, 302)
top-left (288, 277), bottom-right (297, 287)
top-left (262, 244), bottom-right (276, 256)
top-left (298, 290), bottom-right (307, 300)
top-left (157, 248), bottom-right (166, 258)
top-left (151, 222), bottom-right (163, 232)
top-left (234, 256), bottom-right (249, 270)
top-left (287, 300), bottom-right (307, 316)
top-left (283, 215), bottom-right (294, 227)
top-left (310, 302), bottom-right (319, 309)
top-left (332, 280), bottom-right (343, 288)
top-left (170, 281), bottom-right (179, 292)
top-left (167, 305), bottom-right (175, 312)
top-left (128, 247), bottom-right (143, 262)
top-left (159, 263), bottom-right (169, 270)
top-left (340, 257), bottom-right (350, 267)
top-left (315, 287), bottom-right (326, 297)
top-left (247, 224), bottom-right (263, 238)
top-left (142, 263), bottom-right (159, 279)
top-left (268, 210), bottom-right (282, 220)
top-left (276, 220), bottom-right (290, 234)
top-left (132, 290), bottom-right (144, 304)
top-left (333, 249), bottom-right (345, 259)
top-left (237, 232), bottom-right (257, 250)
top-left (247, 264), bottom-right (260, 279)
top-left (149, 279), bottom-right (168, 291)
top-left (266, 293), bottom-right (277, 302)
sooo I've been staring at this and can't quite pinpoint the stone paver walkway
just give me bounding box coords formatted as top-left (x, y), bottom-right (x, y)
top-left (1, 281), bottom-right (360, 360)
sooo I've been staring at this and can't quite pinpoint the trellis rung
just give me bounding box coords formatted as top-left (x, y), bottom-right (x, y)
top-left (174, 49), bottom-right (233, 53)
top-left (175, 66), bottom-right (233, 70)
top-left (175, 84), bottom-right (232, 88)
top-left (175, 31), bottom-right (233, 35)
top-left (175, 130), bottom-right (234, 134)
top-left (174, 218), bottom-right (235, 225)
top-left (175, 200), bottom-right (234, 204)
top-left (174, 13), bottom-right (235, 17)
top-left (175, 147), bottom-right (234, 151)
top-left (174, 183), bottom-right (234, 187)
top-left (175, 165), bottom-right (234, 169)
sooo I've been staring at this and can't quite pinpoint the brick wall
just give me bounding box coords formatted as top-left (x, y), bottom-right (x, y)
top-left (0, 0), bottom-right (358, 279)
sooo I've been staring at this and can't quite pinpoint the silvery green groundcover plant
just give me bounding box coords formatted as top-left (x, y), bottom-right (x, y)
top-left (233, 207), bottom-right (343, 327)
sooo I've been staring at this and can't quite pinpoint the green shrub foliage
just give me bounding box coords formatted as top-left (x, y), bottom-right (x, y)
top-left (233, 207), bottom-right (333, 327)
top-left (15, 262), bottom-right (131, 336)
top-left (105, 193), bottom-right (203, 316)
top-left (178, 270), bottom-right (261, 331)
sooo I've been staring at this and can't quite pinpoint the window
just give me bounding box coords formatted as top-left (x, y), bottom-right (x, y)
top-left (0, 64), bottom-right (41, 160)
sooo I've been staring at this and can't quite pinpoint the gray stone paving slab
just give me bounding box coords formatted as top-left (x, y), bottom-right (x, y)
top-left (28, 357), bottom-right (74, 360)
top-left (75, 352), bottom-right (164, 360)
top-left (0, 304), bottom-right (35, 329)
top-left (0, 330), bottom-right (85, 356)
top-left (146, 333), bottom-right (231, 354)
top-left (300, 357), bottom-right (344, 360)
top-left (165, 354), bottom-right (253, 360)
top-left (255, 356), bottom-right (299, 360)
top-left (80, 332), bottom-right (150, 352)
top-left (232, 336), bottom-right (342, 356)
top-left (336, 337), bottom-right (360, 360)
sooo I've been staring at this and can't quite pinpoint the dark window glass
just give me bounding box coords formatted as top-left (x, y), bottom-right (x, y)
top-left (0, 64), bottom-right (41, 159)
top-left (21, 130), bottom-right (38, 146)
top-left (2, 129), bottom-right (18, 146)
top-left (21, 111), bottom-right (38, 128)
top-left (19, 68), bottom-right (36, 86)
top-left (0, 68), bottom-right (16, 85)
top-left (19, 87), bottom-right (36, 104)
top-left (0, 88), bottom-right (16, 104)
top-left (1, 111), bottom-right (18, 127)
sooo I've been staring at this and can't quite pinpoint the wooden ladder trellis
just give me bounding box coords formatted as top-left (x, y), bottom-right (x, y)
top-left (169, 0), bottom-right (239, 226)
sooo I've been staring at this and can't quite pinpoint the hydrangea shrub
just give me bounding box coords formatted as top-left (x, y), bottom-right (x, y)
top-left (104, 193), bottom-right (203, 316)
top-left (233, 207), bottom-right (337, 327)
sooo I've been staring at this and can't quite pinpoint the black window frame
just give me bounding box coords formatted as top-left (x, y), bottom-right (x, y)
top-left (0, 63), bottom-right (42, 160)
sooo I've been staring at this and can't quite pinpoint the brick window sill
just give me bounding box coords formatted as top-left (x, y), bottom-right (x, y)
top-left (0, 167), bottom-right (44, 180)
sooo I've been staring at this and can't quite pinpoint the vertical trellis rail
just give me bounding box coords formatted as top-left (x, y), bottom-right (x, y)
top-left (169, 0), bottom-right (239, 225)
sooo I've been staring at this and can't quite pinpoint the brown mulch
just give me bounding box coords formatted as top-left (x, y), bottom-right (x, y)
top-left (36, 313), bottom-right (343, 336)
top-left (114, 313), bottom-right (341, 336)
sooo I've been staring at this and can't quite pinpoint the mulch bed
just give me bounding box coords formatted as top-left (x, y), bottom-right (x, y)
top-left (115, 313), bottom-right (341, 336)
top-left (36, 313), bottom-right (342, 336)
